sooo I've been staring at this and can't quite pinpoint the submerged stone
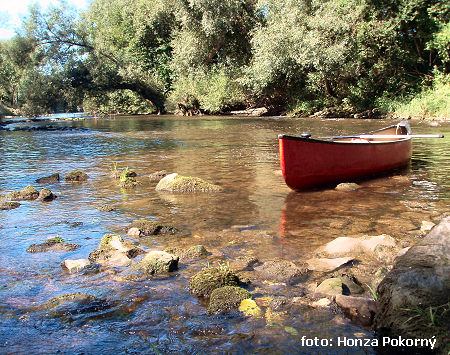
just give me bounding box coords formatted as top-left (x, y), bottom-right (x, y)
top-left (239, 298), bottom-right (262, 317)
top-left (165, 245), bottom-right (209, 260)
top-left (27, 237), bottom-right (80, 253)
top-left (155, 173), bottom-right (223, 193)
top-left (189, 265), bottom-right (240, 297)
top-left (207, 286), bottom-right (251, 314)
top-left (65, 170), bottom-right (88, 182)
top-left (254, 259), bottom-right (307, 285)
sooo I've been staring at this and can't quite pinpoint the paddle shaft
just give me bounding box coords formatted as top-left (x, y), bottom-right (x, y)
top-left (329, 134), bottom-right (444, 139)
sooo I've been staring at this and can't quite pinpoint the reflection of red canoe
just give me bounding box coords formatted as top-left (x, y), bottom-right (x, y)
top-left (278, 123), bottom-right (412, 191)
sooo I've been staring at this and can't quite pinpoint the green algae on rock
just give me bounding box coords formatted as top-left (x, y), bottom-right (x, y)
top-left (155, 173), bottom-right (223, 193)
top-left (65, 170), bottom-right (88, 182)
top-left (119, 168), bottom-right (138, 188)
top-left (165, 245), bottom-right (209, 260)
top-left (189, 265), bottom-right (240, 297)
top-left (207, 286), bottom-right (251, 314)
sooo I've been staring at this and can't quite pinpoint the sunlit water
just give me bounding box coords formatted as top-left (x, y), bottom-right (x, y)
top-left (0, 116), bottom-right (448, 353)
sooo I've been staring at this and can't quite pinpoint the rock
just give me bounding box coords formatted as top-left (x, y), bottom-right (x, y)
top-left (254, 259), bottom-right (307, 285)
top-left (335, 294), bottom-right (379, 326)
top-left (36, 173), bottom-right (60, 184)
top-left (97, 204), bottom-right (116, 212)
top-left (311, 298), bottom-right (332, 308)
top-left (338, 274), bottom-right (364, 294)
top-left (323, 234), bottom-right (396, 256)
top-left (189, 265), bottom-right (240, 297)
top-left (306, 257), bottom-right (354, 272)
top-left (148, 170), bottom-right (169, 182)
top-left (136, 251), bottom-right (179, 274)
top-left (89, 234), bottom-right (141, 267)
top-left (335, 183), bottom-right (360, 191)
top-left (265, 307), bottom-right (287, 325)
top-left (27, 237), bottom-right (80, 253)
top-left (229, 107), bottom-right (268, 117)
top-left (65, 170), bottom-right (88, 182)
top-left (7, 186), bottom-right (39, 200)
top-left (374, 217), bottom-right (450, 351)
top-left (165, 245), bottom-right (209, 260)
top-left (420, 220), bottom-right (435, 232)
top-left (38, 188), bottom-right (57, 201)
top-left (314, 278), bottom-right (344, 296)
top-left (127, 219), bottom-right (177, 237)
top-left (0, 201), bottom-right (20, 210)
top-left (61, 259), bottom-right (91, 273)
top-left (373, 244), bottom-right (401, 264)
top-left (155, 173), bottom-right (223, 193)
top-left (239, 299), bottom-right (262, 317)
top-left (207, 286), bottom-right (251, 314)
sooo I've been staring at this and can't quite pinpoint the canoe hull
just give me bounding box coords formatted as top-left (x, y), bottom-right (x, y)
top-left (278, 135), bottom-right (412, 191)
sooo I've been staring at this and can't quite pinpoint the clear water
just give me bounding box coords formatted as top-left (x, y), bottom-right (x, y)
top-left (0, 116), bottom-right (448, 353)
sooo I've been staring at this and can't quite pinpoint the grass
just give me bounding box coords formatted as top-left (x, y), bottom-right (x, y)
top-left (402, 302), bottom-right (450, 328)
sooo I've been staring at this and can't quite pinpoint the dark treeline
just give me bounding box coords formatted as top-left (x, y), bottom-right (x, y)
top-left (0, 0), bottom-right (448, 117)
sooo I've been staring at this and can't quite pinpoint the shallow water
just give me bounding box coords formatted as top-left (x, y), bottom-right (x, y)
top-left (0, 116), bottom-right (448, 353)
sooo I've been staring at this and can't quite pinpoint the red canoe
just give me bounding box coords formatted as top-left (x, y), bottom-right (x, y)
top-left (278, 122), bottom-right (412, 190)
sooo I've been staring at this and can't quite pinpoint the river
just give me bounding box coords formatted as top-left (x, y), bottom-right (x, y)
top-left (0, 116), bottom-right (448, 353)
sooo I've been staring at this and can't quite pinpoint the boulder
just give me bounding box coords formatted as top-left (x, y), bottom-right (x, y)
top-left (61, 259), bottom-right (91, 273)
top-left (254, 259), bottom-right (307, 285)
top-left (148, 170), bottom-right (169, 182)
top-left (420, 220), bottom-right (435, 232)
top-left (65, 170), bottom-right (88, 182)
top-left (136, 250), bottom-right (179, 274)
top-left (207, 286), bottom-right (251, 314)
top-left (38, 188), bottom-right (57, 201)
top-left (89, 249), bottom-right (131, 267)
top-left (189, 265), bottom-right (240, 297)
top-left (88, 234), bottom-right (141, 267)
top-left (323, 234), bottom-right (396, 257)
top-left (127, 219), bottom-right (177, 237)
top-left (374, 217), bottom-right (450, 352)
top-left (27, 237), bottom-right (80, 253)
top-left (335, 183), bottom-right (360, 191)
top-left (36, 173), bottom-right (60, 184)
top-left (229, 107), bottom-right (268, 117)
top-left (0, 201), bottom-right (20, 210)
top-left (335, 294), bottom-right (379, 326)
top-left (306, 257), bottom-right (354, 272)
top-left (314, 278), bottom-right (344, 296)
top-left (155, 173), bottom-right (223, 193)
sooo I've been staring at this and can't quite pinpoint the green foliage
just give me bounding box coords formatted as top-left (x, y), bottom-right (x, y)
top-left (0, 0), bottom-right (448, 117)
top-left (168, 69), bottom-right (244, 113)
top-left (394, 72), bottom-right (450, 118)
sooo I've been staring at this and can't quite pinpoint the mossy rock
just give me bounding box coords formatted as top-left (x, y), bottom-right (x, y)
top-left (239, 299), bottom-right (262, 317)
top-left (8, 186), bottom-right (39, 200)
top-left (128, 219), bottom-right (177, 237)
top-left (0, 201), bottom-right (20, 210)
top-left (156, 173), bottom-right (223, 193)
top-left (166, 245), bottom-right (209, 260)
top-left (208, 286), bottom-right (251, 314)
top-left (65, 170), bottom-right (88, 182)
top-left (98, 233), bottom-right (129, 251)
top-left (189, 265), bottom-right (240, 297)
top-left (39, 293), bottom-right (97, 310)
top-left (97, 204), bottom-right (116, 212)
